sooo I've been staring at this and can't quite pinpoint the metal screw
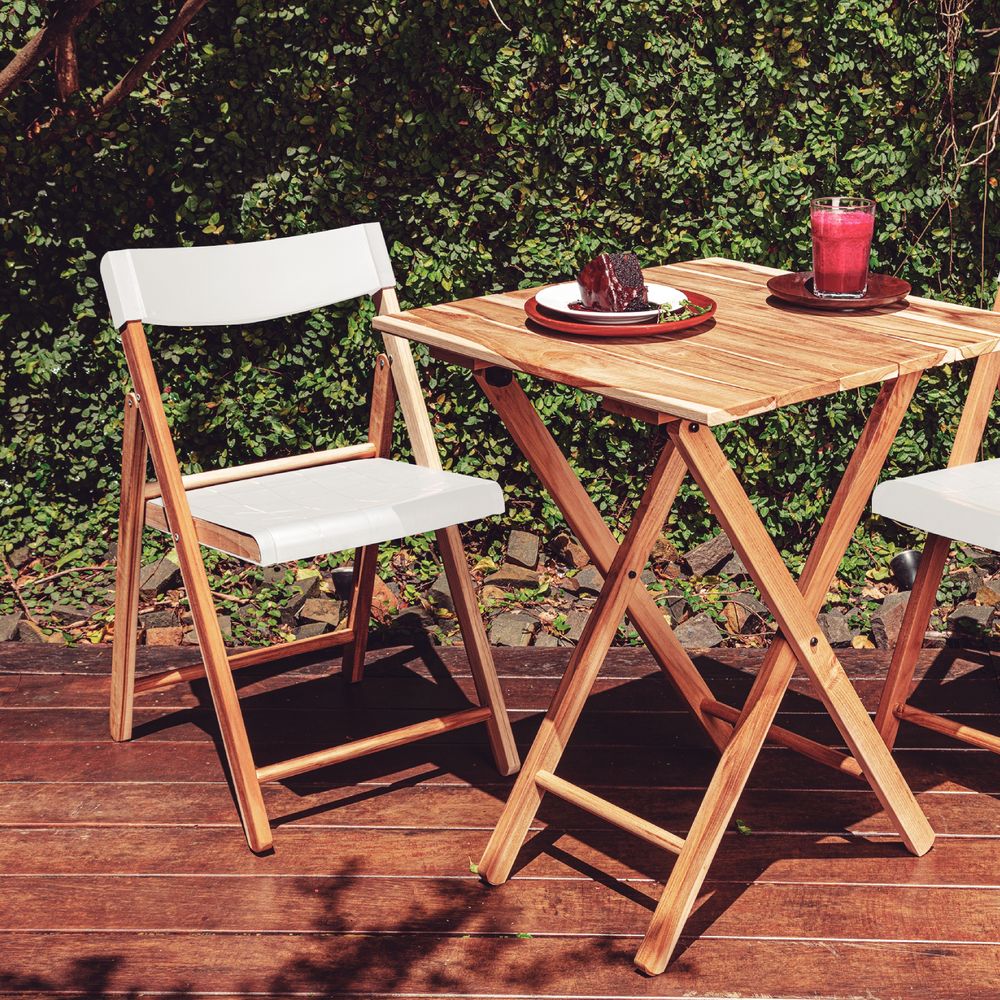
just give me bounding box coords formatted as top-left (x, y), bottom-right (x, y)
top-left (809, 636), bottom-right (819, 647)
top-left (628, 570), bottom-right (637, 579)
top-left (172, 533), bottom-right (179, 541)
top-left (688, 422), bottom-right (699, 432)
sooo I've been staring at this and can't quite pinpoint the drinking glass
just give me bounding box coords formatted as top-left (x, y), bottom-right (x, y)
top-left (810, 196), bottom-right (875, 298)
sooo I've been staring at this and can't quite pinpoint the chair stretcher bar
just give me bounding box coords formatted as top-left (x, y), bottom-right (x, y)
top-left (134, 626), bottom-right (356, 693)
top-left (895, 703), bottom-right (1000, 753)
top-left (255, 706), bottom-right (493, 783)
top-left (535, 769), bottom-right (685, 855)
top-left (702, 698), bottom-right (865, 779)
top-left (143, 442), bottom-right (377, 500)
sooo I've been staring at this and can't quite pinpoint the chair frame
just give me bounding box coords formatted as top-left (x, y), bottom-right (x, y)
top-left (109, 267), bottom-right (519, 854)
top-left (874, 289), bottom-right (1000, 756)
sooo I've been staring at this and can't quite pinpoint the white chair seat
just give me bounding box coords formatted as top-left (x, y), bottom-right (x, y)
top-left (148, 458), bottom-right (504, 565)
top-left (872, 458), bottom-right (1000, 552)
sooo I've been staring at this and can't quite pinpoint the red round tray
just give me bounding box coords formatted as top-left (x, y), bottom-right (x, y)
top-left (523, 290), bottom-right (716, 338)
top-left (765, 272), bottom-right (911, 310)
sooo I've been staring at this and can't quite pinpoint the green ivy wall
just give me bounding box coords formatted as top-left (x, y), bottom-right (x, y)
top-left (1, 1), bottom-right (998, 571)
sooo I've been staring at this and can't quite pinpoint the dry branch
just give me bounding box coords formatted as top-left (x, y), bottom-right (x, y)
top-left (0, 0), bottom-right (102, 102)
top-left (54, 31), bottom-right (80, 100)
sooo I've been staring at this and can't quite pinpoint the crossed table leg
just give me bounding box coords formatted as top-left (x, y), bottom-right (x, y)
top-left (474, 368), bottom-right (935, 976)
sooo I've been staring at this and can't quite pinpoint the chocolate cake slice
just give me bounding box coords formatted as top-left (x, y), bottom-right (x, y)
top-left (577, 252), bottom-right (649, 312)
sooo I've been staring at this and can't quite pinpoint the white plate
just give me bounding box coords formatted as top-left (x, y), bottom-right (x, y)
top-left (534, 281), bottom-right (688, 324)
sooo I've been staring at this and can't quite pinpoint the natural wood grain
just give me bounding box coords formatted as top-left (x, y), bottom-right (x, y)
top-left (255, 707), bottom-right (492, 782)
top-left (535, 769), bottom-right (686, 854)
top-left (372, 257), bottom-right (1000, 425)
top-left (1, 932), bottom-right (997, 999)
top-left (109, 392), bottom-right (147, 742)
top-left (478, 439), bottom-right (690, 885)
top-left (876, 347), bottom-right (1000, 750)
top-left (475, 373), bottom-right (730, 751)
top-left (377, 286), bottom-right (519, 778)
top-left (142, 443), bottom-right (376, 500)
top-left (121, 320), bottom-right (272, 853)
top-left (3, 651), bottom-right (1000, 998)
top-left (635, 383), bottom-right (931, 975)
top-left (343, 354), bottom-right (396, 683)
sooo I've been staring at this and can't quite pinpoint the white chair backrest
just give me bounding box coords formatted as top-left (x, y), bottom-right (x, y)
top-left (100, 223), bottom-right (396, 329)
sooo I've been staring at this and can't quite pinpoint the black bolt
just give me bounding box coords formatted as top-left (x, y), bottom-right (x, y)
top-left (688, 422), bottom-right (700, 432)
top-left (810, 636), bottom-right (819, 647)
top-left (628, 570), bottom-right (637, 579)
top-left (485, 366), bottom-right (513, 387)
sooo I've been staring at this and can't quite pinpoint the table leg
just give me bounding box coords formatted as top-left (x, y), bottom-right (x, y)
top-left (478, 435), bottom-right (687, 885)
top-left (633, 373), bottom-right (926, 972)
top-left (476, 372), bottom-right (731, 752)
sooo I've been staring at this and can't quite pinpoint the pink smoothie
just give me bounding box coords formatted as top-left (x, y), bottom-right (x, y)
top-left (811, 207), bottom-right (874, 296)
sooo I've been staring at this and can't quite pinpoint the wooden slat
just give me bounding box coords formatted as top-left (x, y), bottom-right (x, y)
top-left (3, 825), bottom-right (998, 885)
top-left (1, 932), bottom-right (997, 998)
top-left (372, 256), bottom-right (1000, 425)
top-left (6, 875), bottom-right (1000, 941)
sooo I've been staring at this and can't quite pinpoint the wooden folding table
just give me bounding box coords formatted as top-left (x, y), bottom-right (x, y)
top-left (373, 257), bottom-right (1000, 975)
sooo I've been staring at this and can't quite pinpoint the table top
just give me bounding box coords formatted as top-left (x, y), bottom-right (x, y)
top-left (373, 257), bottom-right (1000, 426)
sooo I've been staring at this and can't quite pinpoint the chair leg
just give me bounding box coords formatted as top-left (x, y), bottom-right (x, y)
top-left (436, 525), bottom-right (520, 776)
top-left (343, 543), bottom-right (380, 684)
top-left (110, 392), bottom-right (147, 742)
top-left (874, 533), bottom-right (950, 749)
top-left (175, 542), bottom-right (273, 853)
top-left (875, 352), bottom-right (1000, 749)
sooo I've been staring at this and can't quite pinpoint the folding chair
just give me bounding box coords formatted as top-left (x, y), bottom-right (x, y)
top-left (100, 224), bottom-right (520, 853)
top-left (873, 288), bottom-right (1000, 757)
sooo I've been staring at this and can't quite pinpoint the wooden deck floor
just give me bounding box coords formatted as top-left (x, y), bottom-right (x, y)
top-left (1, 642), bottom-right (998, 999)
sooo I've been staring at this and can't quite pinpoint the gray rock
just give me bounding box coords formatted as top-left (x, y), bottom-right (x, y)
top-left (295, 621), bottom-right (331, 640)
top-left (18, 621), bottom-right (64, 644)
top-left (662, 588), bottom-right (689, 627)
top-left (561, 609), bottom-right (590, 643)
top-left (574, 565), bottom-right (604, 596)
top-left (683, 533), bottom-right (734, 577)
top-left (725, 592), bottom-right (770, 634)
top-left (262, 565), bottom-right (290, 587)
top-left (873, 592), bottom-right (910, 649)
top-left (299, 597), bottom-right (343, 628)
top-left (138, 555), bottom-right (180, 594)
top-left (184, 615), bottom-right (232, 644)
top-left (386, 608), bottom-right (435, 639)
top-left (483, 564), bottom-right (541, 591)
top-left (719, 552), bottom-right (749, 579)
top-left (818, 608), bottom-right (854, 647)
top-left (506, 529), bottom-right (540, 569)
top-left (949, 602), bottom-right (995, 634)
top-left (139, 609), bottom-right (178, 629)
top-left (674, 612), bottom-right (724, 649)
top-left (533, 631), bottom-right (566, 649)
top-left (49, 603), bottom-right (99, 625)
top-left (8, 545), bottom-right (31, 569)
top-left (489, 613), bottom-right (537, 647)
top-left (959, 565), bottom-right (990, 599)
top-left (0, 613), bottom-right (22, 641)
top-left (279, 575), bottom-right (321, 624)
top-left (640, 568), bottom-right (657, 587)
top-left (428, 572), bottom-right (454, 611)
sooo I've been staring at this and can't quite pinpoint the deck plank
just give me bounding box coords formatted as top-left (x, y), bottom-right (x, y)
top-left (0, 645), bottom-right (997, 998)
